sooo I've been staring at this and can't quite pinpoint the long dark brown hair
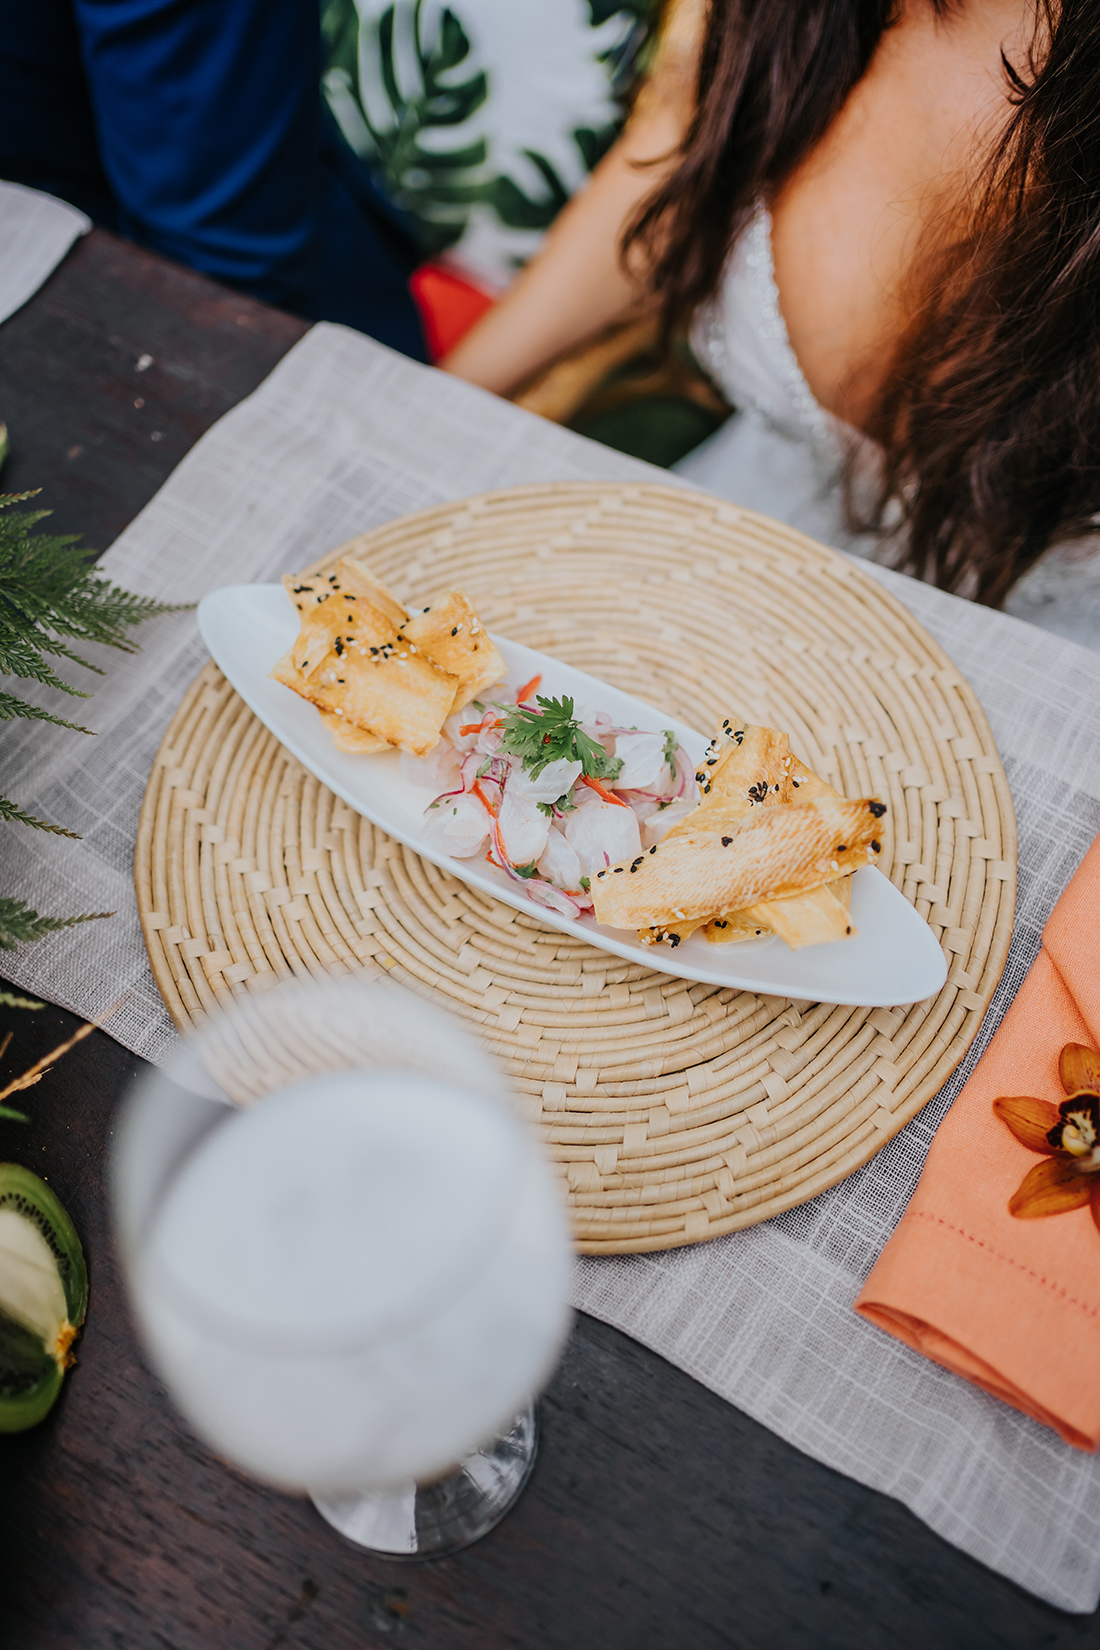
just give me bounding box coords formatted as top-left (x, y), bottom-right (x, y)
top-left (628, 0), bottom-right (1100, 605)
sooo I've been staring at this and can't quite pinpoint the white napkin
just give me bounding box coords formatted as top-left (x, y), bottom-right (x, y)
top-left (0, 179), bottom-right (90, 328)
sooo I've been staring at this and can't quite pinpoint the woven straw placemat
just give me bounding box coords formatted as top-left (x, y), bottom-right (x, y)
top-left (135, 482), bottom-right (1015, 1253)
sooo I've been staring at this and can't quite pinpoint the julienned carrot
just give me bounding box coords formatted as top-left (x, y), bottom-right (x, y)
top-left (515, 673), bottom-right (542, 704)
top-left (475, 791), bottom-right (512, 870)
top-left (472, 779), bottom-right (500, 817)
top-left (579, 773), bottom-right (627, 807)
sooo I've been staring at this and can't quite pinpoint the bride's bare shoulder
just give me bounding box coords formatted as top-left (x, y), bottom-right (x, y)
top-left (770, 0), bottom-right (1038, 425)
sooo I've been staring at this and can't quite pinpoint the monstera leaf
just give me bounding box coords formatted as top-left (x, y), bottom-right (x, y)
top-left (322, 0), bottom-right (647, 260)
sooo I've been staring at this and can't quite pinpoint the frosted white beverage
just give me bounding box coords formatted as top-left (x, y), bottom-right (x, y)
top-left (129, 1069), bottom-right (571, 1491)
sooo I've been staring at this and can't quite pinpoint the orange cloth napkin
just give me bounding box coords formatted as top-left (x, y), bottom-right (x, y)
top-left (856, 830), bottom-right (1100, 1451)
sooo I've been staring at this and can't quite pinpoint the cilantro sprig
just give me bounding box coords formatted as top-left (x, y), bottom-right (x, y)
top-left (499, 695), bottom-right (623, 784)
top-left (662, 728), bottom-right (678, 779)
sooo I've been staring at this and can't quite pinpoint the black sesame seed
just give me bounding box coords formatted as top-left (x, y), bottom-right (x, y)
top-left (871, 839), bottom-right (881, 853)
top-left (451, 626), bottom-right (459, 636)
top-left (837, 843), bottom-right (847, 853)
top-left (869, 800), bottom-right (887, 818)
top-left (670, 934), bottom-right (681, 947)
top-left (845, 926), bottom-right (852, 935)
top-left (721, 836), bottom-right (733, 846)
top-left (613, 867), bottom-right (624, 873)
top-left (649, 846), bottom-right (657, 855)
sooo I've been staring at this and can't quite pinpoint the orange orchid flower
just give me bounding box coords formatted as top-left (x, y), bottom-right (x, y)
top-left (993, 1043), bottom-right (1100, 1231)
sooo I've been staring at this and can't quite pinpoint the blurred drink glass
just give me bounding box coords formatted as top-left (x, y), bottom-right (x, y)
top-left (113, 977), bottom-right (572, 1556)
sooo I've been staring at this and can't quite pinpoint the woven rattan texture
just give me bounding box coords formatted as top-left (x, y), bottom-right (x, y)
top-left (135, 483), bottom-right (1016, 1253)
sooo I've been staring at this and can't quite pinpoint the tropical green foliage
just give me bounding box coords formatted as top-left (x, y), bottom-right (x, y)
top-left (321, 0), bottom-right (649, 256)
top-left (0, 490), bottom-right (182, 951)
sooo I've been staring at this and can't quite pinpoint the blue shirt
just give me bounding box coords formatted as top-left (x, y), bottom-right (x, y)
top-left (0, 0), bottom-right (426, 357)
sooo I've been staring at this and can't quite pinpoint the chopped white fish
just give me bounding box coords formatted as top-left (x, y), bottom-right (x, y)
top-left (507, 755), bottom-right (582, 806)
top-left (537, 827), bottom-right (583, 891)
top-left (641, 796), bottom-right (697, 847)
top-left (612, 730), bottom-right (668, 791)
top-left (497, 783), bottom-right (551, 866)
top-left (565, 799), bottom-right (641, 881)
top-left (421, 793), bottom-right (490, 859)
top-left (443, 708), bottom-right (483, 752)
top-left (400, 743), bottom-right (461, 792)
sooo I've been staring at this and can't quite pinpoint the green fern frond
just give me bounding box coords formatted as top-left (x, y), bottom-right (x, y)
top-left (0, 499), bottom-right (184, 677)
top-left (0, 797), bottom-right (81, 837)
top-left (0, 990), bottom-right (42, 1011)
top-left (0, 899), bottom-right (113, 952)
top-left (0, 692), bottom-right (93, 734)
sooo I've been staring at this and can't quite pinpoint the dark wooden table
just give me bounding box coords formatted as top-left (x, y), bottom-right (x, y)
top-left (0, 229), bottom-right (1095, 1650)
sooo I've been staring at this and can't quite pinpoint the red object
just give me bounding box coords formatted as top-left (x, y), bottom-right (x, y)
top-left (410, 263), bottom-right (495, 362)
top-left (579, 774), bottom-right (628, 807)
top-left (515, 674), bottom-right (542, 704)
top-left (472, 778), bottom-right (501, 818)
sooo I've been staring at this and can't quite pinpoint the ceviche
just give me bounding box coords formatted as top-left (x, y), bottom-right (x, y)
top-left (402, 676), bottom-right (698, 921)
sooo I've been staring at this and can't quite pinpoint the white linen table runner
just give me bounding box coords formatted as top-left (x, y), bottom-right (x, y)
top-left (3, 324), bottom-right (1100, 1610)
top-left (0, 180), bottom-right (89, 326)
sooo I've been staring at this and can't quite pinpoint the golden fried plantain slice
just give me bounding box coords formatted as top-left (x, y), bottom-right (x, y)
top-left (400, 589), bottom-right (506, 712)
top-left (317, 712), bottom-right (390, 754)
top-left (748, 882), bottom-right (853, 947)
top-left (696, 739), bottom-right (860, 947)
top-left (330, 557), bottom-right (410, 629)
top-left (592, 796), bottom-right (885, 930)
top-left (637, 917), bottom-right (707, 948)
top-left (702, 909), bottom-right (771, 945)
top-left (692, 723), bottom-right (792, 807)
top-left (280, 574), bottom-right (402, 684)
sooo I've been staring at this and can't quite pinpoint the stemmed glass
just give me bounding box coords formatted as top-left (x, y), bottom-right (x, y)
top-left (112, 976), bottom-right (572, 1557)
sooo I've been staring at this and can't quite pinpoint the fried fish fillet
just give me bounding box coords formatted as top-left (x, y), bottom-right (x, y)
top-left (594, 796), bottom-right (885, 930)
top-left (400, 588), bottom-right (506, 712)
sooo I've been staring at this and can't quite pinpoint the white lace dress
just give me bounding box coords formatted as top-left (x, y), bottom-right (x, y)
top-left (676, 206), bottom-right (1100, 653)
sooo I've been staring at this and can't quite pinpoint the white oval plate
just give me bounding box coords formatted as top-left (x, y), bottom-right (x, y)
top-left (197, 586), bottom-right (947, 1007)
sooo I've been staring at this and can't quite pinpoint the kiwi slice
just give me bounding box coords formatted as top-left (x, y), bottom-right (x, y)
top-left (0, 1165), bottom-right (87, 1431)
